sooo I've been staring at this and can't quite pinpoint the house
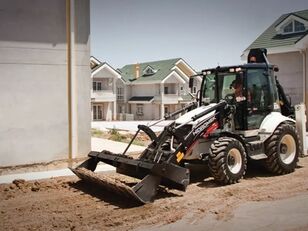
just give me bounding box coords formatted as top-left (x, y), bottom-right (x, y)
top-left (242, 9), bottom-right (308, 109)
top-left (90, 56), bottom-right (121, 121)
top-left (118, 58), bottom-right (201, 120)
top-left (0, 0), bottom-right (91, 167)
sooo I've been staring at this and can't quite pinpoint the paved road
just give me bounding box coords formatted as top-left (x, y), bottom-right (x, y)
top-left (148, 193), bottom-right (308, 231)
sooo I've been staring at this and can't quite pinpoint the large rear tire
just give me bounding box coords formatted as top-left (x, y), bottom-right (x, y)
top-left (209, 137), bottom-right (247, 184)
top-left (264, 123), bottom-right (300, 174)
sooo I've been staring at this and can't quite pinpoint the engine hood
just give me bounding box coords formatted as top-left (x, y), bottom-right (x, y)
top-left (175, 103), bottom-right (217, 125)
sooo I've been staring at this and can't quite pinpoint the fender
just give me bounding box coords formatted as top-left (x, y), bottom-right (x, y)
top-left (219, 131), bottom-right (248, 153)
top-left (259, 112), bottom-right (295, 141)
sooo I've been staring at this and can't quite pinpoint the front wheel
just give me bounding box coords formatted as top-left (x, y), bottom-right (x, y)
top-left (209, 137), bottom-right (247, 184)
top-left (264, 123), bottom-right (300, 174)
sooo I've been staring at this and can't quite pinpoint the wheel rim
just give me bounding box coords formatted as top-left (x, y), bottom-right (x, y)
top-left (227, 148), bottom-right (242, 174)
top-left (279, 134), bottom-right (296, 164)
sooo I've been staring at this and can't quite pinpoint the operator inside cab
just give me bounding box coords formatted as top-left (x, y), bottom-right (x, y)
top-left (227, 72), bottom-right (246, 130)
top-left (249, 56), bottom-right (257, 63)
top-left (230, 73), bottom-right (245, 103)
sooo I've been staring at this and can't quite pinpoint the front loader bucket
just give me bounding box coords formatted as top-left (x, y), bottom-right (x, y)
top-left (70, 150), bottom-right (190, 204)
top-left (70, 167), bottom-right (161, 204)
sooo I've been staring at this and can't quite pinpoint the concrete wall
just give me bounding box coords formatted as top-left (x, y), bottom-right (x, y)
top-left (268, 52), bottom-right (303, 105)
top-left (0, 0), bottom-right (91, 166)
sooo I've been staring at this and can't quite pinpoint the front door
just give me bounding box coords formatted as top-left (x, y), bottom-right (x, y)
top-left (93, 104), bottom-right (103, 120)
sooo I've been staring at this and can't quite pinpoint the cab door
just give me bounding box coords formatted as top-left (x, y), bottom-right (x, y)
top-left (246, 68), bottom-right (274, 129)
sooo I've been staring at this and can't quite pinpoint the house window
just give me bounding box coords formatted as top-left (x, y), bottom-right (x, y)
top-left (145, 68), bottom-right (153, 75)
top-left (295, 20), bottom-right (305, 32)
top-left (136, 104), bottom-right (143, 115)
top-left (93, 105), bottom-right (103, 120)
top-left (164, 87), bottom-right (169, 94)
top-left (93, 81), bottom-right (102, 91)
top-left (117, 87), bottom-right (124, 100)
top-left (283, 21), bottom-right (293, 33)
top-left (283, 20), bottom-right (306, 34)
top-left (180, 86), bottom-right (184, 94)
top-left (143, 66), bottom-right (156, 76)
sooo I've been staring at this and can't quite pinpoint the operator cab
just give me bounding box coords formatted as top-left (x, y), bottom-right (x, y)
top-left (200, 63), bottom-right (280, 131)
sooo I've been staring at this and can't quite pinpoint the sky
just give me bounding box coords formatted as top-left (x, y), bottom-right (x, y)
top-left (90, 0), bottom-right (308, 71)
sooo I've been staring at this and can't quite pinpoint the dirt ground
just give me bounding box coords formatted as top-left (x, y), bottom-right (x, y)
top-left (1, 157), bottom-right (308, 231)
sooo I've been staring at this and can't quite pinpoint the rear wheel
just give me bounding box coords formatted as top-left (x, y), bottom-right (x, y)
top-left (264, 123), bottom-right (300, 174)
top-left (209, 137), bottom-right (247, 184)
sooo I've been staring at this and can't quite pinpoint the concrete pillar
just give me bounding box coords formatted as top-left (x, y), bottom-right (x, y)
top-left (67, 0), bottom-right (78, 160)
top-left (161, 103), bottom-right (165, 119)
top-left (113, 101), bottom-right (117, 120)
top-left (302, 49), bottom-right (308, 128)
top-left (112, 76), bottom-right (117, 120)
top-left (106, 102), bottom-right (111, 121)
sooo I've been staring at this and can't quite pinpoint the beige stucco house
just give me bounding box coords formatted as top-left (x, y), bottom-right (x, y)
top-left (90, 56), bottom-right (121, 121)
top-left (118, 58), bottom-right (201, 120)
top-left (242, 9), bottom-right (308, 109)
top-left (90, 57), bottom-right (200, 121)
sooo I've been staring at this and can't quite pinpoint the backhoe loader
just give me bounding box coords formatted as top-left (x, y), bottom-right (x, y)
top-left (70, 48), bottom-right (306, 203)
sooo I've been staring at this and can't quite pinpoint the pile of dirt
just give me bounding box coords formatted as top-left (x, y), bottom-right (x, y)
top-left (1, 158), bottom-right (308, 230)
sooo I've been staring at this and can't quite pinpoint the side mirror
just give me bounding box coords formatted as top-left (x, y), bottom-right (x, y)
top-left (273, 66), bottom-right (279, 72)
top-left (189, 77), bottom-right (194, 88)
top-left (196, 90), bottom-right (200, 103)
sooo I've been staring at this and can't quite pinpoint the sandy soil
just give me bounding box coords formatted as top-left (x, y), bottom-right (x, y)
top-left (1, 158), bottom-right (308, 231)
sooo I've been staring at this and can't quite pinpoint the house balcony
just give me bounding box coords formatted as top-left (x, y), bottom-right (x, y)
top-left (154, 94), bottom-right (179, 104)
top-left (91, 90), bottom-right (116, 102)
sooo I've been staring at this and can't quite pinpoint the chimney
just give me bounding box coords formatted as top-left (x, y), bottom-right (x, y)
top-left (135, 63), bottom-right (140, 79)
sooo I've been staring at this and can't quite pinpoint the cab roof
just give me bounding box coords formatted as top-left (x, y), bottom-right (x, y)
top-left (202, 63), bottom-right (275, 74)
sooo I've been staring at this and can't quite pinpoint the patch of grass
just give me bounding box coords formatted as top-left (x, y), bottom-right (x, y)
top-left (91, 128), bottom-right (150, 146)
top-left (91, 128), bottom-right (104, 137)
top-left (108, 128), bottom-right (126, 142)
top-left (132, 140), bottom-right (146, 146)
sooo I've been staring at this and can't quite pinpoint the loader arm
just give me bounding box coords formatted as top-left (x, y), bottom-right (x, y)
top-left (70, 101), bottom-right (228, 204)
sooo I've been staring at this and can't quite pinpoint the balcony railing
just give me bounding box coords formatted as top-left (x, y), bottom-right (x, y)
top-left (154, 94), bottom-right (179, 104)
top-left (91, 90), bottom-right (116, 102)
top-left (117, 95), bottom-right (124, 101)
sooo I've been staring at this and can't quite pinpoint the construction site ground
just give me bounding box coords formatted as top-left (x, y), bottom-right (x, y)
top-left (1, 156), bottom-right (308, 231)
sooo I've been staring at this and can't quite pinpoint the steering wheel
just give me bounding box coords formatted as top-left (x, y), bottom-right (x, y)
top-left (224, 93), bottom-right (235, 104)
